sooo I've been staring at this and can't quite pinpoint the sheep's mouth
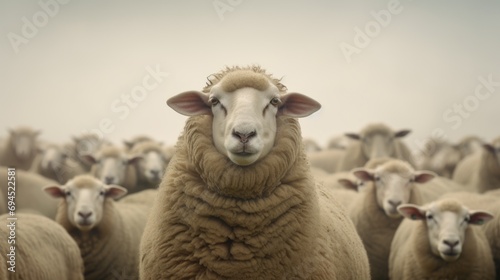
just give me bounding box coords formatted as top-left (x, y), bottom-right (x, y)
top-left (442, 251), bottom-right (459, 257)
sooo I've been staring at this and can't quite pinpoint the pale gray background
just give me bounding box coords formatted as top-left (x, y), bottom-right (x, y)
top-left (1, 0), bottom-right (499, 152)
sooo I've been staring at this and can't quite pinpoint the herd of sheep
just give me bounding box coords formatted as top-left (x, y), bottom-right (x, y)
top-left (0, 65), bottom-right (499, 279)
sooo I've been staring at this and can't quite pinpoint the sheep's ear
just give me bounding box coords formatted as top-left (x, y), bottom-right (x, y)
top-left (468, 210), bottom-right (494, 225)
top-left (338, 179), bottom-right (358, 191)
top-left (352, 168), bottom-right (374, 181)
top-left (277, 93), bottom-right (321, 118)
top-left (345, 133), bottom-right (360, 140)
top-left (127, 155), bottom-right (143, 164)
top-left (105, 185), bottom-right (128, 199)
top-left (397, 204), bottom-right (425, 220)
top-left (413, 171), bottom-right (436, 183)
top-left (167, 91), bottom-right (211, 116)
top-left (482, 144), bottom-right (496, 154)
top-left (394, 129), bottom-right (411, 138)
top-left (123, 140), bottom-right (134, 149)
top-left (43, 186), bottom-right (66, 198)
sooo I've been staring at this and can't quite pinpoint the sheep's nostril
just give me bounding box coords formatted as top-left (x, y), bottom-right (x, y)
top-left (388, 200), bottom-right (402, 207)
top-left (78, 211), bottom-right (92, 219)
top-left (232, 130), bottom-right (257, 144)
top-left (104, 176), bottom-right (114, 184)
top-left (150, 170), bottom-right (160, 177)
top-left (443, 239), bottom-right (459, 248)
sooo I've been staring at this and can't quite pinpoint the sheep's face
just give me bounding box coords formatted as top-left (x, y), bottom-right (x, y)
top-left (85, 153), bottom-right (142, 185)
top-left (429, 145), bottom-right (461, 178)
top-left (167, 73), bottom-right (321, 166)
top-left (354, 166), bottom-right (435, 218)
top-left (44, 176), bottom-right (127, 231)
top-left (483, 138), bottom-right (500, 168)
top-left (40, 146), bottom-right (67, 172)
top-left (398, 200), bottom-right (493, 262)
top-left (137, 151), bottom-right (166, 184)
top-left (73, 135), bottom-right (103, 158)
top-left (346, 129), bottom-right (410, 160)
top-left (9, 128), bottom-right (40, 160)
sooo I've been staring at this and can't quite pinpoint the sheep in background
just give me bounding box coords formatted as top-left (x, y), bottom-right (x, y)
top-left (68, 133), bottom-right (110, 172)
top-left (453, 136), bottom-right (500, 193)
top-left (302, 137), bottom-right (322, 153)
top-left (0, 213), bottom-right (84, 279)
top-left (338, 123), bottom-right (416, 171)
top-left (0, 167), bottom-right (59, 219)
top-left (327, 134), bottom-right (352, 150)
top-left (44, 175), bottom-right (150, 280)
top-left (0, 126), bottom-right (40, 170)
top-left (443, 191), bottom-right (500, 277)
top-left (140, 66), bottom-right (370, 279)
top-left (123, 134), bottom-right (154, 151)
top-left (418, 138), bottom-right (462, 178)
top-left (29, 142), bottom-right (86, 183)
top-left (457, 135), bottom-right (485, 157)
top-left (130, 140), bottom-right (168, 190)
top-left (84, 145), bottom-right (142, 193)
top-left (390, 199), bottom-right (495, 279)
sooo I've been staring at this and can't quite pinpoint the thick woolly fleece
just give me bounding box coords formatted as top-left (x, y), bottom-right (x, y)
top-left (0, 213), bottom-right (84, 280)
top-left (140, 115), bottom-right (370, 279)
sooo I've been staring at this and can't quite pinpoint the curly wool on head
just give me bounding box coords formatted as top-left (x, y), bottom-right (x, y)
top-left (202, 65), bottom-right (287, 93)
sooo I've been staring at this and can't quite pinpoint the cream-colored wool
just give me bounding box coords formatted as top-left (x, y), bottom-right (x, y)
top-left (29, 143), bottom-right (86, 183)
top-left (123, 134), bottom-right (154, 151)
top-left (339, 123), bottom-right (415, 171)
top-left (453, 136), bottom-right (500, 193)
top-left (119, 189), bottom-right (158, 205)
top-left (140, 97), bottom-right (370, 278)
top-left (389, 199), bottom-right (495, 280)
top-left (0, 213), bottom-right (84, 280)
top-left (0, 167), bottom-right (59, 219)
top-left (0, 126), bottom-right (40, 170)
top-left (52, 175), bottom-right (150, 280)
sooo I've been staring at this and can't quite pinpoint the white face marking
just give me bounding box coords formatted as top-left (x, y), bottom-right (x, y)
top-left (210, 84), bottom-right (280, 166)
top-left (374, 171), bottom-right (412, 218)
top-left (13, 135), bottom-right (35, 159)
top-left (41, 146), bottom-right (65, 171)
top-left (64, 186), bottom-right (105, 231)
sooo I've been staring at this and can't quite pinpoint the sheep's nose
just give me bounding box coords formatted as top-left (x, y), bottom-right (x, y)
top-left (443, 239), bottom-right (460, 249)
top-left (78, 211), bottom-right (92, 219)
top-left (232, 130), bottom-right (257, 144)
top-left (150, 169), bottom-right (160, 177)
top-left (104, 176), bottom-right (114, 184)
top-left (388, 200), bottom-right (402, 208)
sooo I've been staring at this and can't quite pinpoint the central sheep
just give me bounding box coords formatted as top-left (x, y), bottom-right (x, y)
top-left (139, 66), bottom-right (370, 279)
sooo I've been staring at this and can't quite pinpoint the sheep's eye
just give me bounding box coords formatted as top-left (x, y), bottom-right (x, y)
top-left (270, 97), bottom-right (281, 106)
top-left (209, 97), bottom-right (219, 106)
top-left (374, 176), bottom-right (381, 181)
top-left (65, 191), bottom-right (71, 197)
top-left (464, 217), bottom-right (470, 223)
top-left (426, 214), bottom-right (433, 220)
top-left (99, 190), bottom-right (105, 196)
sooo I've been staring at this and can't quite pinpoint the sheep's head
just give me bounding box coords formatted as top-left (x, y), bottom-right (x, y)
top-left (398, 199), bottom-right (493, 262)
top-left (72, 133), bottom-right (105, 158)
top-left (44, 175), bottom-right (127, 231)
top-left (483, 136), bottom-right (500, 169)
top-left (38, 144), bottom-right (68, 172)
top-left (84, 146), bottom-right (142, 185)
top-left (353, 160), bottom-right (435, 218)
top-left (8, 126), bottom-right (40, 160)
top-left (167, 67), bottom-right (321, 166)
top-left (131, 141), bottom-right (167, 184)
top-left (345, 123), bottom-right (410, 160)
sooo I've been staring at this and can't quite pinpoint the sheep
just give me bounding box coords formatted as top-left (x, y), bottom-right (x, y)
top-left (0, 213), bottom-right (85, 279)
top-left (68, 133), bottom-right (110, 171)
top-left (0, 126), bottom-right (40, 170)
top-left (327, 134), bottom-right (352, 150)
top-left (389, 199), bottom-right (495, 279)
top-left (43, 174), bottom-right (150, 280)
top-left (307, 148), bottom-right (345, 173)
top-left (140, 66), bottom-right (370, 279)
top-left (486, 188), bottom-right (500, 197)
top-left (442, 191), bottom-right (500, 277)
top-left (418, 138), bottom-right (462, 178)
top-left (453, 136), bottom-right (500, 193)
top-left (123, 134), bottom-right (155, 151)
top-left (29, 142), bottom-right (86, 183)
top-left (457, 135), bottom-right (485, 157)
top-left (347, 158), bottom-right (463, 279)
top-left (119, 189), bottom-right (158, 205)
top-left (130, 140), bottom-right (169, 190)
top-left (0, 167), bottom-right (59, 219)
top-left (84, 145), bottom-right (142, 193)
top-left (302, 137), bottom-right (322, 153)
top-left (338, 123), bottom-right (416, 171)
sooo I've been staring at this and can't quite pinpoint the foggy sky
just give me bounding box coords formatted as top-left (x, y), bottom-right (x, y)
top-left (1, 0), bottom-right (499, 152)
